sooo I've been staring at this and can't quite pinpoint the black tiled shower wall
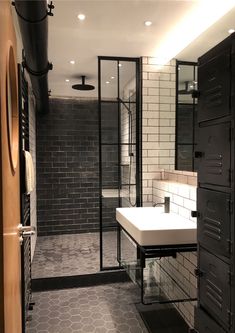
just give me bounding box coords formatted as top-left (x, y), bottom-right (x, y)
top-left (36, 98), bottom-right (118, 236)
top-left (36, 99), bottom-right (99, 235)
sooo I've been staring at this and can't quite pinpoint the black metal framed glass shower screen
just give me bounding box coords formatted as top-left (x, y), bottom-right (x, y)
top-left (98, 56), bottom-right (142, 271)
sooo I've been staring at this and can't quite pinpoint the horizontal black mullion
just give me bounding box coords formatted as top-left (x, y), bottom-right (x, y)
top-left (100, 100), bottom-right (136, 104)
top-left (101, 143), bottom-right (136, 146)
top-left (121, 183), bottom-right (136, 186)
top-left (102, 225), bottom-right (118, 230)
top-left (176, 143), bottom-right (194, 146)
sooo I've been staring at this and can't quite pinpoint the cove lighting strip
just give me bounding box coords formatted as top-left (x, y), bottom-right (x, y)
top-left (153, 0), bottom-right (235, 65)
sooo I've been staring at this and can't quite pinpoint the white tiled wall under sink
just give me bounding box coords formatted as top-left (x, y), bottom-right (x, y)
top-left (152, 170), bottom-right (197, 328)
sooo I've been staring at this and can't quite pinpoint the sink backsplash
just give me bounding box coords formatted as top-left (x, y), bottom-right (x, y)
top-left (153, 170), bottom-right (197, 222)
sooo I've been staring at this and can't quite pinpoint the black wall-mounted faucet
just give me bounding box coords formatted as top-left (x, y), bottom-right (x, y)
top-left (153, 196), bottom-right (170, 213)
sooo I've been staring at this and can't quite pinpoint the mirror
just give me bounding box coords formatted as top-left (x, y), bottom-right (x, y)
top-left (175, 60), bottom-right (198, 171)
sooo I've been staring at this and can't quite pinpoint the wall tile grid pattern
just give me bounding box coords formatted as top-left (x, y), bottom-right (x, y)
top-left (142, 57), bottom-right (176, 204)
top-left (152, 170), bottom-right (197, 328)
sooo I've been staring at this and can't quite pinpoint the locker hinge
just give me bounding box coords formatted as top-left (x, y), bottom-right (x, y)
top-left (227, 199), bottom-right (233, 214)
top-left (230, 127), bottom-right (234, 142)
top-left (227, 240), bottom-right (233, 255)
top-left (227, 310), bottom-right (233, 327)
top-left (228, 270), bottom-right (234, 285)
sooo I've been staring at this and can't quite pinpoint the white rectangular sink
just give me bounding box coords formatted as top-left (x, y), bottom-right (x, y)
top-left (116, 207), bottom-right (197, 246)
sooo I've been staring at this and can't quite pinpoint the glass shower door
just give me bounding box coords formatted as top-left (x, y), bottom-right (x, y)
top-left (98, 57), bottom-right (142, 270)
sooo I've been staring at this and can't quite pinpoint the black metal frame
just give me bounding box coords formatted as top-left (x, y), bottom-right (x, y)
top-left (98, 56), bottom-right (142, 271)
top-left (175, 60), bottom-right (198, 172)
top-left (117, 223), bottom-right (197, 305)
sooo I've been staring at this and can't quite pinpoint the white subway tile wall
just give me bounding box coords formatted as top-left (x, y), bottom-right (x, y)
top-left (142, 57), bottom-right (176, 203)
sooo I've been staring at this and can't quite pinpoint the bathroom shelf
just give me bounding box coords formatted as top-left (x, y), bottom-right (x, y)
top-left (102, 189), bottom-right (127, 198)
top-left (118, 227), bottom-right (197, 305)
top-left (102, 187), bottom-right (136, 198)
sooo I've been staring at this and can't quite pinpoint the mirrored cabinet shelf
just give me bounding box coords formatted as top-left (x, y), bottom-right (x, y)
top-left (175, 60), bottom-right (198, 172)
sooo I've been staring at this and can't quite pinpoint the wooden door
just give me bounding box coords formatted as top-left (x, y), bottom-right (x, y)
top-left (0, 1), bottom-right (22, 333)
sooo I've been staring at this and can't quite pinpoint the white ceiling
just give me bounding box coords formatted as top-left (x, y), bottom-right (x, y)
top-left (48, 0), bottom-right (235, 98)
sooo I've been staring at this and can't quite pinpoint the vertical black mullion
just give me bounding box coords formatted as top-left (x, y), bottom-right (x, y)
top-left (136, 58), bottom-right (142, 207)
top-left (175, 60), bottom-right (179, 170)
top-left (117, 61), bottom-right (122, 267)
top-left (117, 60), bottom-right (121, 209)
top-left (98, 57), bottom-right (103, 271)
top-left (192, 64), bottom-right (196, 171)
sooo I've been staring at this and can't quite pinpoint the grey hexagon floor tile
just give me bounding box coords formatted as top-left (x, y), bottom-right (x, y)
top-left (32, 231), bottom-right (136, 279)
top-left (27, 282), bottom-right (148, 333)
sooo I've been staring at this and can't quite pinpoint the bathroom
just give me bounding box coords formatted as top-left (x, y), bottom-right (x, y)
top-left (0, 1), bottom-right (235, 333)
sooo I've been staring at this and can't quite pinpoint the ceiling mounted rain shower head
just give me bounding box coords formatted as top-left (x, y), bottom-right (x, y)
top-left (72, 75), bottom-right (95, 91)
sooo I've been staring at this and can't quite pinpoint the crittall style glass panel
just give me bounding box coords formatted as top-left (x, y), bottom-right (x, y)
top-left (98, 57), bottom-right (142, 270)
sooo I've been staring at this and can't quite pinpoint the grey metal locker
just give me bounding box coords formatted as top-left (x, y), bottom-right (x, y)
top-left (199, 249), bottom-right (231, 329)
top-left (198, 48), bottom-right (230, 123)
top-left (196, 33), bottom-right (235, 333)
top-left (197, 122), bottom-right (231, 187)
top-left (197, 188), bottom-right (231, 258)
top-left (195, 308), bottom-right (226, 333)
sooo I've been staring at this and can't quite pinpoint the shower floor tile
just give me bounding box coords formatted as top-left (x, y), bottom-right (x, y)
top-left (32, 232), bottom-right (119, 279)
top-left (27, 282), bottom-right (148, 333)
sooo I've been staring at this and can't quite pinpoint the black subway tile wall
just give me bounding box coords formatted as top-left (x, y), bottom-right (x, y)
top-left (36, 98), bottom-right (118, 236)
top-left (36, 99), bottom-right (99, 236)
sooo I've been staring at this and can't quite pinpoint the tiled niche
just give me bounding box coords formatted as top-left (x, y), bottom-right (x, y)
top-left (142, 57), bottom-right (176, 204)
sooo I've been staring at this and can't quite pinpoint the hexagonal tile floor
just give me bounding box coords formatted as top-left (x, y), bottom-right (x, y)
top-left (27, 282), bottom-right (148, 333)
top-left (32, 231), bottom-right (136, 279)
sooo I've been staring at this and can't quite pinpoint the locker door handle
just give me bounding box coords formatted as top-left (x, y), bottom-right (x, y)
top-left (192, 90), bottom-right (200, 98)
top-left (194, 151), bottom-right (204, 158)
top-left (191, 211), bottom-right (200, 218)
top-left (22, 230), bottom-right (35, 237)
top-left (18, 224), bottom-right (36, 237)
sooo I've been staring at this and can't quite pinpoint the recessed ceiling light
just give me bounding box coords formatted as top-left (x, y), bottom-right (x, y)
top-left (70, 60), bottom-right (75, 65)
top-left (228, 28), bottom-right (235, 34)
top-left (118, 64), bottom-right (122, 67)
top-left (77, 13), bottom-right (86, 21)
top-left (106, 81), bottom-right (110, 84)
top-left (144, 21), bottom-right (152, 27)
top-left (111, 76), bottom-right (115, 79)
top-left (65, 79), bottom-right (70, 82)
